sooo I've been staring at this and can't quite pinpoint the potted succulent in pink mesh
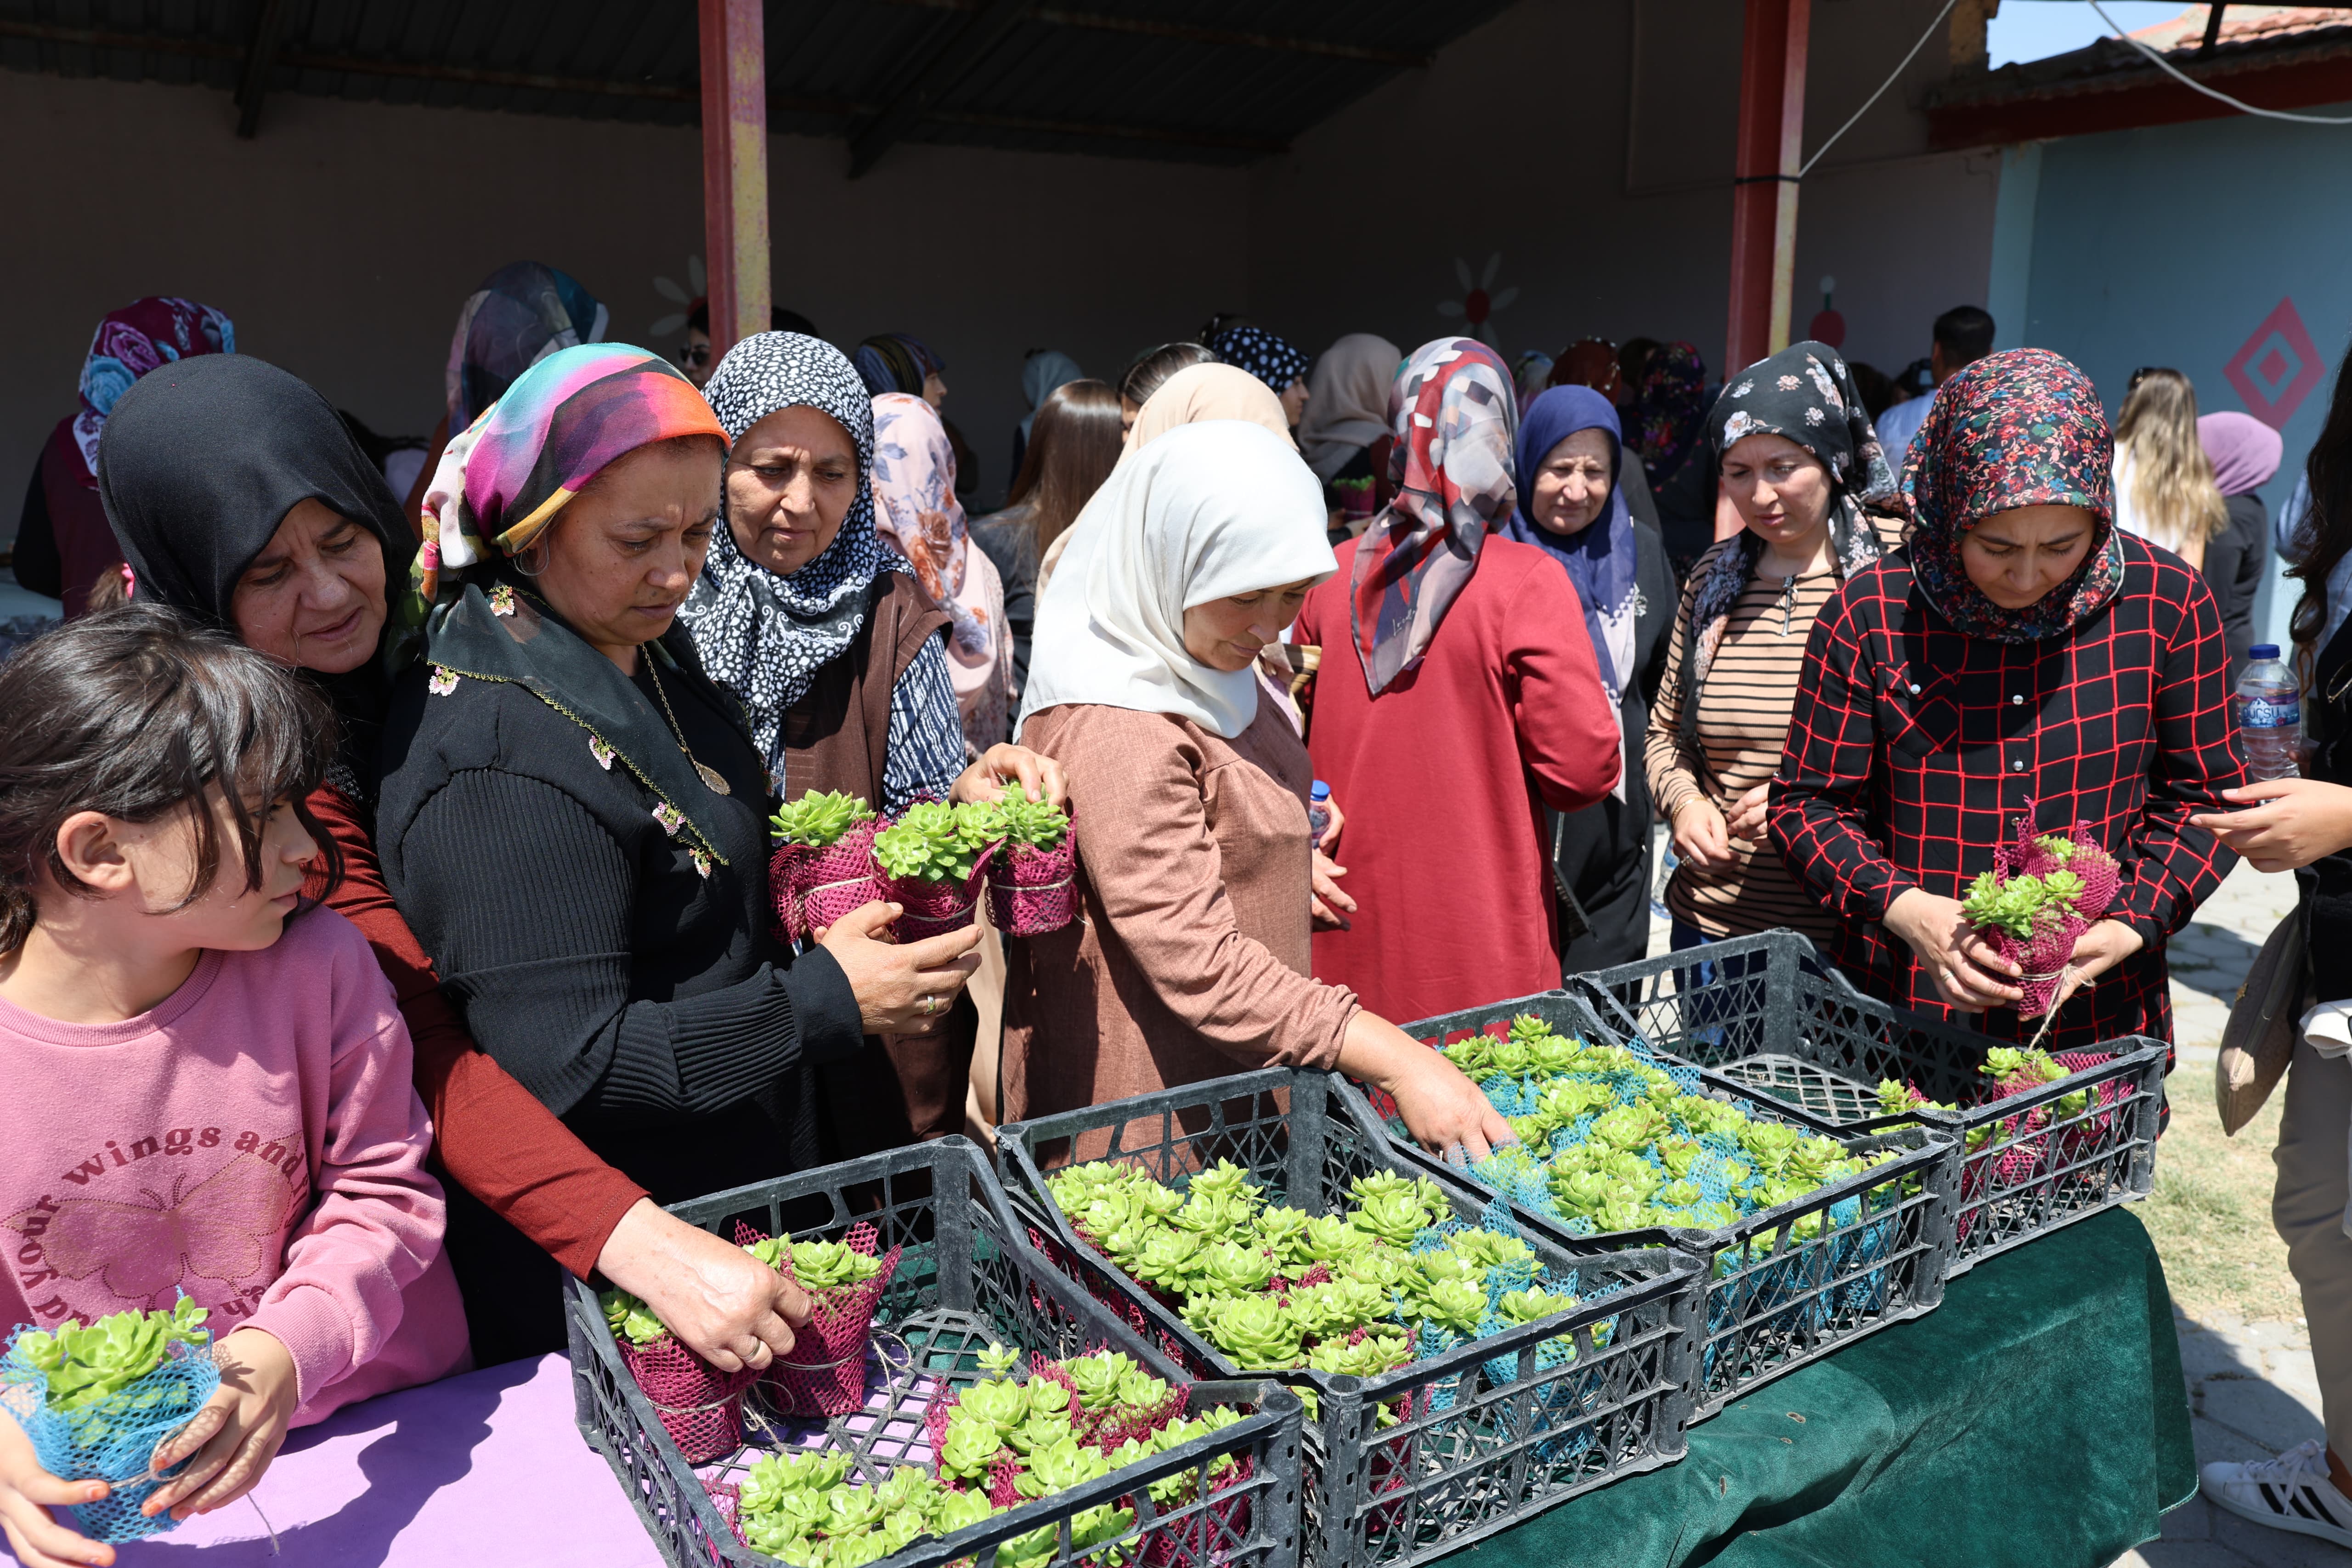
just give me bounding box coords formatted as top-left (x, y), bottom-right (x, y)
top-left (599, 1287), bottom-right (761, 1463)
top-left (871, 801), bottom-right (997, 941)
top-left (1960, 822), bottom-right (2122, 1019)
top-left (768, 790), bottom-right (880, 942)
top-left (973, 786), bottom-right (1078, 937)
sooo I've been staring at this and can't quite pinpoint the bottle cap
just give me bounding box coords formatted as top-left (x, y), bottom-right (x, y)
top-left (1310, 780), bottom-right (1331, 801)
top-left (2251, 644), bottom-right (2281, 660)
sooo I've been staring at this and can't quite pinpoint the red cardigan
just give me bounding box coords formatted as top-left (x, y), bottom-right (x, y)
top-left (307, 784), bottom-right (645, 1278)
top-left (1295, 536), bottom-right (1621, 1028)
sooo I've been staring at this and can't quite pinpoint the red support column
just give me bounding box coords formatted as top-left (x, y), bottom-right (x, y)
top-left (699, 0), bottom-right (771, 361)
top-left (1724, 0), bottom-right (1810, 380)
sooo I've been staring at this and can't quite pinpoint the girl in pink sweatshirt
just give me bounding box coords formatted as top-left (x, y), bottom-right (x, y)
top-left (0, 606), bottom-right (468, 1568)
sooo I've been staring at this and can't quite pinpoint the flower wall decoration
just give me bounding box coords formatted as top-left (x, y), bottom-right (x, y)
top-left (1437, 254), bottom-right (1519, 352)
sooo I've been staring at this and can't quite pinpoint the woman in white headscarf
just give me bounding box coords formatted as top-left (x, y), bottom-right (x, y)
top-left (1000, 419), bottom-right (1510, 1161)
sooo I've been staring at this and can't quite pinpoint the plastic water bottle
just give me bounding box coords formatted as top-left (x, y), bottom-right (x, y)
top-left (1308, 781), bottom-right (1333, 847)
top-left (2236, 644), bottom-right (2302, 781)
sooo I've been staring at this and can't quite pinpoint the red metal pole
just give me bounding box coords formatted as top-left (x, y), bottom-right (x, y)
top-left (1724, 0), bottom-right (1810, 380)
top-left (699, 0), bottom-right (771, 361)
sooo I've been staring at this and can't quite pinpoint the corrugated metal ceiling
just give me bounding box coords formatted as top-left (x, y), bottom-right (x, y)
top-left (0, 0), bottom-right (1514, 165)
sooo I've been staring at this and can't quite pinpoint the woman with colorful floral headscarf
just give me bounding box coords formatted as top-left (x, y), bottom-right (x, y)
top-left (15, 296), bottom-right (233, 616)
top-left (1293, 338), bottom-right (1620, 1026)
top-left (377, 343), bottom-right (980, 1359)
top-left (1645, 340), bottom-right (1905, 970)
top-left (871, 391), bottom-right (1013, 750)
top-left (1772, 348), bottom-right (2245, 1052)
top-left (1627, 339), bottom-right (1717, 572)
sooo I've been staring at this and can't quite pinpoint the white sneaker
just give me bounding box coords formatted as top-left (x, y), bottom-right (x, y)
top-left (2201, 1438), bottom-right (2352, 1549)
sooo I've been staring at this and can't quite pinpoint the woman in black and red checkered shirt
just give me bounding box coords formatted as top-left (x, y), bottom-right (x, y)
top-left (1770, 348), bottom-right (2245, 1052)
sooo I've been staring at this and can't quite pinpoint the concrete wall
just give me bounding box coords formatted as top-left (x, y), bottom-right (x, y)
top-left (1246, 0), bottom-right (2003, 391)
top-left (0, 69), bottom-right (1251, 548)
top-left (1996, 103), bottom-right (2352, 647)
top-left (2, 0), bottom-right (2005, 557)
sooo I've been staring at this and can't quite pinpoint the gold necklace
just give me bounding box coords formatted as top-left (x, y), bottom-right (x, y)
top-left (641, 648), bottom-right (732, 797)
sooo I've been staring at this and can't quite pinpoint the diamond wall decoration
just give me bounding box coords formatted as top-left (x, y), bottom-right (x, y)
top-left (2223, 297), bottom-right (2326, 431)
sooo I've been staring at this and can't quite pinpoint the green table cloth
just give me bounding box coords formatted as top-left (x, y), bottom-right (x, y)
top-left (1464, 1206), bottom-right (2194, 1568)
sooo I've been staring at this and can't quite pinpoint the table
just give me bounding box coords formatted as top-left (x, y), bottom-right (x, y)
top-left (13, 1207), bottom-right (2192, 1568)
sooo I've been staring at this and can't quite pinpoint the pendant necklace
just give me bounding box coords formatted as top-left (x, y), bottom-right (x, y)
top-left (642, 648), bottom-right (732, 797)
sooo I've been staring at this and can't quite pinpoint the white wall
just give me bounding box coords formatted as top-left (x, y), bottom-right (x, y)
top-left (0, 69), bottom-right (1252, 543)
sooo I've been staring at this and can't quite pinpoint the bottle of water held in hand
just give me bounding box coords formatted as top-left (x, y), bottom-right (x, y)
top-left (1308, 780), bottom-right (1333, 847)
top-left (2236, 644), bottom-right (2302, 780)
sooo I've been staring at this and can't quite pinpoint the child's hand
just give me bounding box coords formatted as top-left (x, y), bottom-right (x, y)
top-left (141, 1328), bottom-right (298, 1521)
top-left (0, 1410), bottom-right (113, 1568)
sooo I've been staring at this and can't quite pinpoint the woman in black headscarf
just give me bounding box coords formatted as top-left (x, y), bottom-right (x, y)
top-left (98, 353), bottom-right (934, 1370)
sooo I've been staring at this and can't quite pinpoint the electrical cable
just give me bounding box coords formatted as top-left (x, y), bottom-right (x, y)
top-left (1799, 0), bottom-right (1960, 176)
top-left (2087, 0), bottom-right (2352, 124)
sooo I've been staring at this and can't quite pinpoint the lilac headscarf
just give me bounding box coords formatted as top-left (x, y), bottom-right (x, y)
top-left (2199, 411), bottom-right (2284, 498)
top-left (1503, 386), bottom-right (1636, 698)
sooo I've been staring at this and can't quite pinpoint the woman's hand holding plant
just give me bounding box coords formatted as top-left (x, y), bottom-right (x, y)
top-left (2191, 778), bottom-right (2352, 872)
top-left (597, 1198), bottom-right (814, 1373)
top-left (2052, 919), bottom-right (2145, 1011)
top-left (0, 1417), bottom-right (110, 1568)
top-left (953, 745), bottom-right (1068, 811)
top-left (1885, 888), bottom-right (2023, 1013)
top-left (140, 1329), bottom-right (297, 1522)
top-left (816, 901), bottom-right (981, 1034)
top-left (1669, 793), bottom-right (1735, 870)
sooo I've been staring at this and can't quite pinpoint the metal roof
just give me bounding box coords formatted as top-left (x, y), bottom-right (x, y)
top-left (0, 0), bottom-right (1514, 168)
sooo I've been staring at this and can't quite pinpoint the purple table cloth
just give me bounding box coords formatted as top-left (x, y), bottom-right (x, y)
top-left (4, 1355), bottom-right (664, 1568)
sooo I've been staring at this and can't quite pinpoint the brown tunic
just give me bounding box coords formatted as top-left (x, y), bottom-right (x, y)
top-left (1001, 702), bottom-right (1358, 1149)
top-left (780, 570), bottom-right (969, 1152)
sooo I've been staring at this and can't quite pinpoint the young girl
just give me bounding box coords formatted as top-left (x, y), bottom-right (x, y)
top-left (0, 606), bottom-right (467, 1568)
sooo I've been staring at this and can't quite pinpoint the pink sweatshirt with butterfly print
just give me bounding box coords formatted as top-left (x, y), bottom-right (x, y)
top-left (0, 904), bottom-right (470, 1426)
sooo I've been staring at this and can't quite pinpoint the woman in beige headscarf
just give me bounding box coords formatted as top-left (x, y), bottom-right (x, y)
top-left (1037, 363), bottom-right (1296, 592)
top-left (1297, 333), bottom-right (1402, 537)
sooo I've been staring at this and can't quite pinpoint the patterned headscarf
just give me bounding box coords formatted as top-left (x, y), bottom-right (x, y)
top-left (1210, 326), bottom-right (1311, 395)
top-left (1347, 338), bottom-right (1518, 695)
top-left (851, 333), bottom-right (945, 398)
top-left (444, 261), bottom-right (608, 431)
top-left (681, 332), bottom-right (908, 773)
top-left (72, 297), bottom-right (235, 482)
top-left (411, 343), bottom-right (723, 613)
top-left (1628, 340), bottom-right (1706, 488)
top-left (1679, 340), bottom-right (1898, 742)
top-left (871, 391), bottom-right (1007, 749)
top-left (1510, 350), bottom-right (1556, 413)
top-left (1905, 348), bottom-right (2123, 642)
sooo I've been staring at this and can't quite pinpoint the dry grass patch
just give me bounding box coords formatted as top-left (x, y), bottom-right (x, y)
top-left (2138, 1067), bottom-right (2301, 1323)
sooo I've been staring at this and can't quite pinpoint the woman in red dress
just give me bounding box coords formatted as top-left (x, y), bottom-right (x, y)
top-left (1294, 338), bottom-right (1620, 1029)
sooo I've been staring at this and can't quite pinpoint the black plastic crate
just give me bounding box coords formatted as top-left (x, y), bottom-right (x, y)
top-left (993, 1069), bottom-right (1701, 1568)
top-left (1567, 929), bottom-right (2171, 1275)
top-left (565, 1136), bottom-right (1303, 1568)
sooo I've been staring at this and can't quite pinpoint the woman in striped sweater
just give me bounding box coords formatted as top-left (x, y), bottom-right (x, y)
top-left (1642, 341), bottom-right (1906, 961)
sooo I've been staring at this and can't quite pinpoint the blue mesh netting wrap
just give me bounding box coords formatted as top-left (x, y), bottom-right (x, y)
top-left (0, 1325), bottom-right (220, 1544)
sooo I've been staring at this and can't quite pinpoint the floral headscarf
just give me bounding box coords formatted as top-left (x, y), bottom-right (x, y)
top-left (1348, 338), bottom-right (1518, 695)
top-left (871, 391), bottom-right (1009, 751)
top-left (682, 332), bottom-right (913, 776)
top-left (1628, 340), bottom-right (1706, 488)
top-left (444, 261), bottom-right (608, 431)
top-left (72, 297), bottom-right (236, 482)
top-left (1905, 348), bottom-right (2123, 642)
top-left (413, 342), bottom-right (722, 612)
top-left (1210, 326), bottom-right (1311, 394)
top-left (1679, 340), bottom-right (1899, 743)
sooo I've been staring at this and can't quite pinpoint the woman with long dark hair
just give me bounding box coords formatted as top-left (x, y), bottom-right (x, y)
top-left (2189, 341), bottom-right (2352, 1551)
top-left (972, 379), bottom-right (1124, 714)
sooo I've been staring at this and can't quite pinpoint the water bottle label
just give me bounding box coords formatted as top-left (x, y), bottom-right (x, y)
top-left (2245, 697), bottom-right (2301, 729)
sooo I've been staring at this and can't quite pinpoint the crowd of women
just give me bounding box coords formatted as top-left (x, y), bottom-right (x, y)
top-left (10, 256), bottom-right (2352, 1567)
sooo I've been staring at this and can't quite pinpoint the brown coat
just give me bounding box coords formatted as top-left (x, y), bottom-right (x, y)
top-left (782, 571), bottom-right (969, 1152)
top-left (1002, 701), bottom-right (1357, 1148)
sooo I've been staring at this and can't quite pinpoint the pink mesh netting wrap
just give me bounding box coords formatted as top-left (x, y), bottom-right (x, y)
top-left (619, 1332), bottom-right (761, 1464)
top-left (988, 838), bottom-right (1080, 937)
top-left (1978, 820), bottom-right (2122, 1019)
top-left (1954, 1049), bottom-right (2121, 1241)
top-left (880, 843), bottom-right (995, 943)
top-left (774, 824), bottom-right (884, 942)
top-left (735, 1220), bottom-right (904, 1418)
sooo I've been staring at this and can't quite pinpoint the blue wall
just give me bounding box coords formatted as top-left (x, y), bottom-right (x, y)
top-left (1996, 103), bottom-right (2352, 649)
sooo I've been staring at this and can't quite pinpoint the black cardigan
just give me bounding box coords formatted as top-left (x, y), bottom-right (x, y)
top-left (377, 617), bottom-right (865, 1362)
